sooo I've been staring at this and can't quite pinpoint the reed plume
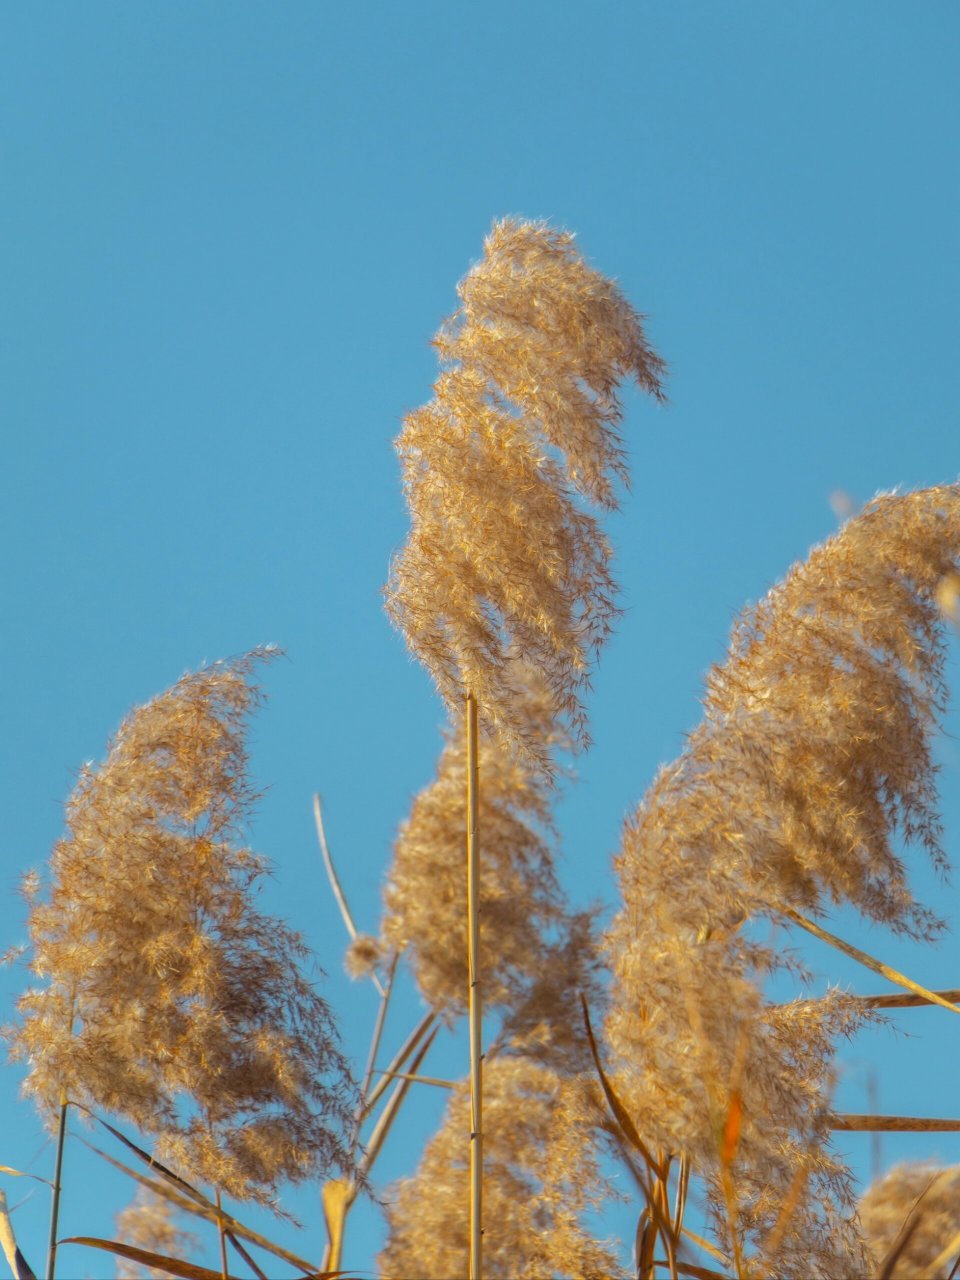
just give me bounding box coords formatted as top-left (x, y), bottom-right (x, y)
top-left (378, 679), bottom-right (568, 1018)
top-left (115, 1187), bottom-right (200, 1279)
top-left (385, 217), bottom-right (665, 759)
top-left (377, 1056), bottom-right (623, 1280)
top-left (8, 648), bottom-right (355, 1207)
top-left (605, 485), bottom-right (960, 1275)
top-left (859, 1163), bottom-right (960, 1278)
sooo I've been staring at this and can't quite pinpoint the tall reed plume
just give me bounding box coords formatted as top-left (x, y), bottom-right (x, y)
top-left (605, 486), bottom-right (960, 1276)
top-left (8, 648), bottom-right (355, 1207)
top-left (385, 216), bottom-right (666, 759)
top-left (378, 1057), bottom-right (621, 1279)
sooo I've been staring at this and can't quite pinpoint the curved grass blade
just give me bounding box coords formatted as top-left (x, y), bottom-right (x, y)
top-left (359, 1024), bottom-right (439, 1179)
top-left (363, 1010), bottom-right (436, 1117)
top-left (61, 1238), bottom-right (237, 1280)
top-left (783, 909), bottom-right (960, 1015)
top-left (580, 995), bottom-right (665, 1180)
top-left (0, 1189), bottom-right (37, 1280)
top-left (226, 1231), bottom-right (268, 1280)
top-left (83, 1142), bottom-right (323, 1277)
top-left (0, 1168), bottom-right (52, 1189)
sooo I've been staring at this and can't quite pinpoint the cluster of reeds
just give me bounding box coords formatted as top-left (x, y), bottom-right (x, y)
top-left (3, 218), bottom-right (960, 1280)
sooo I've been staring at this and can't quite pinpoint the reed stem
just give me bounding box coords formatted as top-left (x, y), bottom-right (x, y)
top-left (466, 691), bottom-right (482, 1280)
top-left (46, 1097), bottom-right (68, 1280)
top-left (215, 1188), bottom-right (228, 1280)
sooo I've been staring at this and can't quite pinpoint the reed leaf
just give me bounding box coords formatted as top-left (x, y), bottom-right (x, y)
top-left (783, 909), bottom-right (960, 1015)
top-left (61, 1238), bottom-right (240, 1280)
top-left (831, 1115), bottom-right (960, 1132)
top-left (0, 1190), bottom-right (36, 1280)
top-left (84, 1142), bottom-right (323, 1277)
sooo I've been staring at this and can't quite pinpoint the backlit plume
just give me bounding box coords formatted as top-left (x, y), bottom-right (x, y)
top-left (385, 217), bottom-right (665, 759)
top-left (377, 1057), bottom-right (622, 1279)
top-left (606, 486), bottom-right (960, 1276)
top-left (378, 687), bottom-right (567, 1016)
top-left (859, 1163), bottom-right (960, 1279)
top-left (8, 649), bottom-right (355, 1206)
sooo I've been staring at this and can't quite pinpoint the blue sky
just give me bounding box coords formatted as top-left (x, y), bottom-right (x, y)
top-left (2, 3), bottom-right (959, 1275)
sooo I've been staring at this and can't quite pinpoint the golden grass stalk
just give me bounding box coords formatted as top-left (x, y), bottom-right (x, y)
top-left (783, 909), bottom-right (960, 1015)
top-left (465, 691), bottom-right (482, 1280)
top-left (831, 1116), bottom-right (960, 1132)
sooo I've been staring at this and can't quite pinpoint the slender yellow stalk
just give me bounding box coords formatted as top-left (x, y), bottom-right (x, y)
top-left (466, 690), bottom-right (482, 1280)
top-left (215, 1188), bottom-right (227, 1280)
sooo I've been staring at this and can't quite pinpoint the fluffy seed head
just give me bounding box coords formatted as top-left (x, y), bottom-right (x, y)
top-left (385, 218), bottom-right (665, 760)
top-left (606, 486), bottom-right (960, 1275)
top-left (7, 649), bottom-right (356, 1205)
top-left (377, 1057), bottom-right (624, 1280)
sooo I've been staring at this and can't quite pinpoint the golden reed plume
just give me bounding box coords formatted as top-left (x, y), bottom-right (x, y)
top-left (385, 217), bottom-right (665, 761)
top-left (606, 486), bottom-right (960, 1277)
top-left (8, 648), bottom-right (356, 1207)
top-left (377, 1057), bottom-right (621, 1279)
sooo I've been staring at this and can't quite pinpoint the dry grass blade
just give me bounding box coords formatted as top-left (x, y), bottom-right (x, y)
top-left (783, 910), bottom-right (960, 1014)
top-left (875, 1168), bottom-right (946, 1280)
top-left (359, 1025), bottom-right (439, 1179)
top-left (372, 1071), bottom-right (455, 1088)
top-left (225, 1231), bottom-right (268, 1280)
top-left (921, 1222), bottom-right (960, 1279)
top-left (314, 794), bottom-right (385, 997)
top-left (580, 995), bottom-right (665, 1180)
top-left (76, 1106), bottom-right (210, 1207)
top-left (652, 1261), bottom-right (732, 1280)
top-left (59, 1237), bottom-right (239, 1280)
top-left (363, 1011), bottom-right (436, 1116)
top-left (0, 1168), bottom-right (51, 1189)
top-left (857, 988), bottom-right (960, 1009)
top-left (83, 1143), bottom-right (322, 1277)
top-left (681, 1228), bottom-right (733, 1270)
top-left (322, 1179), bottom-right (350, 1272)
top-left (0, 1189), bottom-right (36, 1280)
top-left (831, 1115), bottom-right (960, 1132)
top-left (757, 1164), bottom-right (807, 1264)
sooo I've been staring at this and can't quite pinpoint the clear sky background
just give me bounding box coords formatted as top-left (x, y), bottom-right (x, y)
top-left (2, 3), bottom-right (959, 1276)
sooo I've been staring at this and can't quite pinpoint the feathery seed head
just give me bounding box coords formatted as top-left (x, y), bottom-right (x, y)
top-left (859, 1163), bottom-right (960, 1279)
top-left (385, 218), bottom-right (665, 760)
top-left (606, 485), bottom-right (960, 1275)
top-left (378, 1057), bottom-right (624, 1280)
top-left (379, 687), bottom-right (566, 1017)
top-left (7, 649), bottom-right (356, 1205)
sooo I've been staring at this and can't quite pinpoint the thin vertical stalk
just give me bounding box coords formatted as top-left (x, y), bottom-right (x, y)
top-left (466, 691), bottom-right (482, 1280)
top-left (46, 1096), bottom-right (68, 1280)
top-left (215, 1189), bottom-right (228, 1280)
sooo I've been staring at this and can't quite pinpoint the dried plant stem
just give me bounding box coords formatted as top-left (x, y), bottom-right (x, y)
top-left (466, 691), bottom-right (482, 1280)
top-left (313, 793), bottom-right (385, 997)
top-left (831, 1115), bottom-right (960, 1132)
top-left (46, 1096), bottom-right (68, 1280)
top-left (783, 909), bottom-right (960, 1015)
top-left (214, 1189), bottom-right (227, 1280)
